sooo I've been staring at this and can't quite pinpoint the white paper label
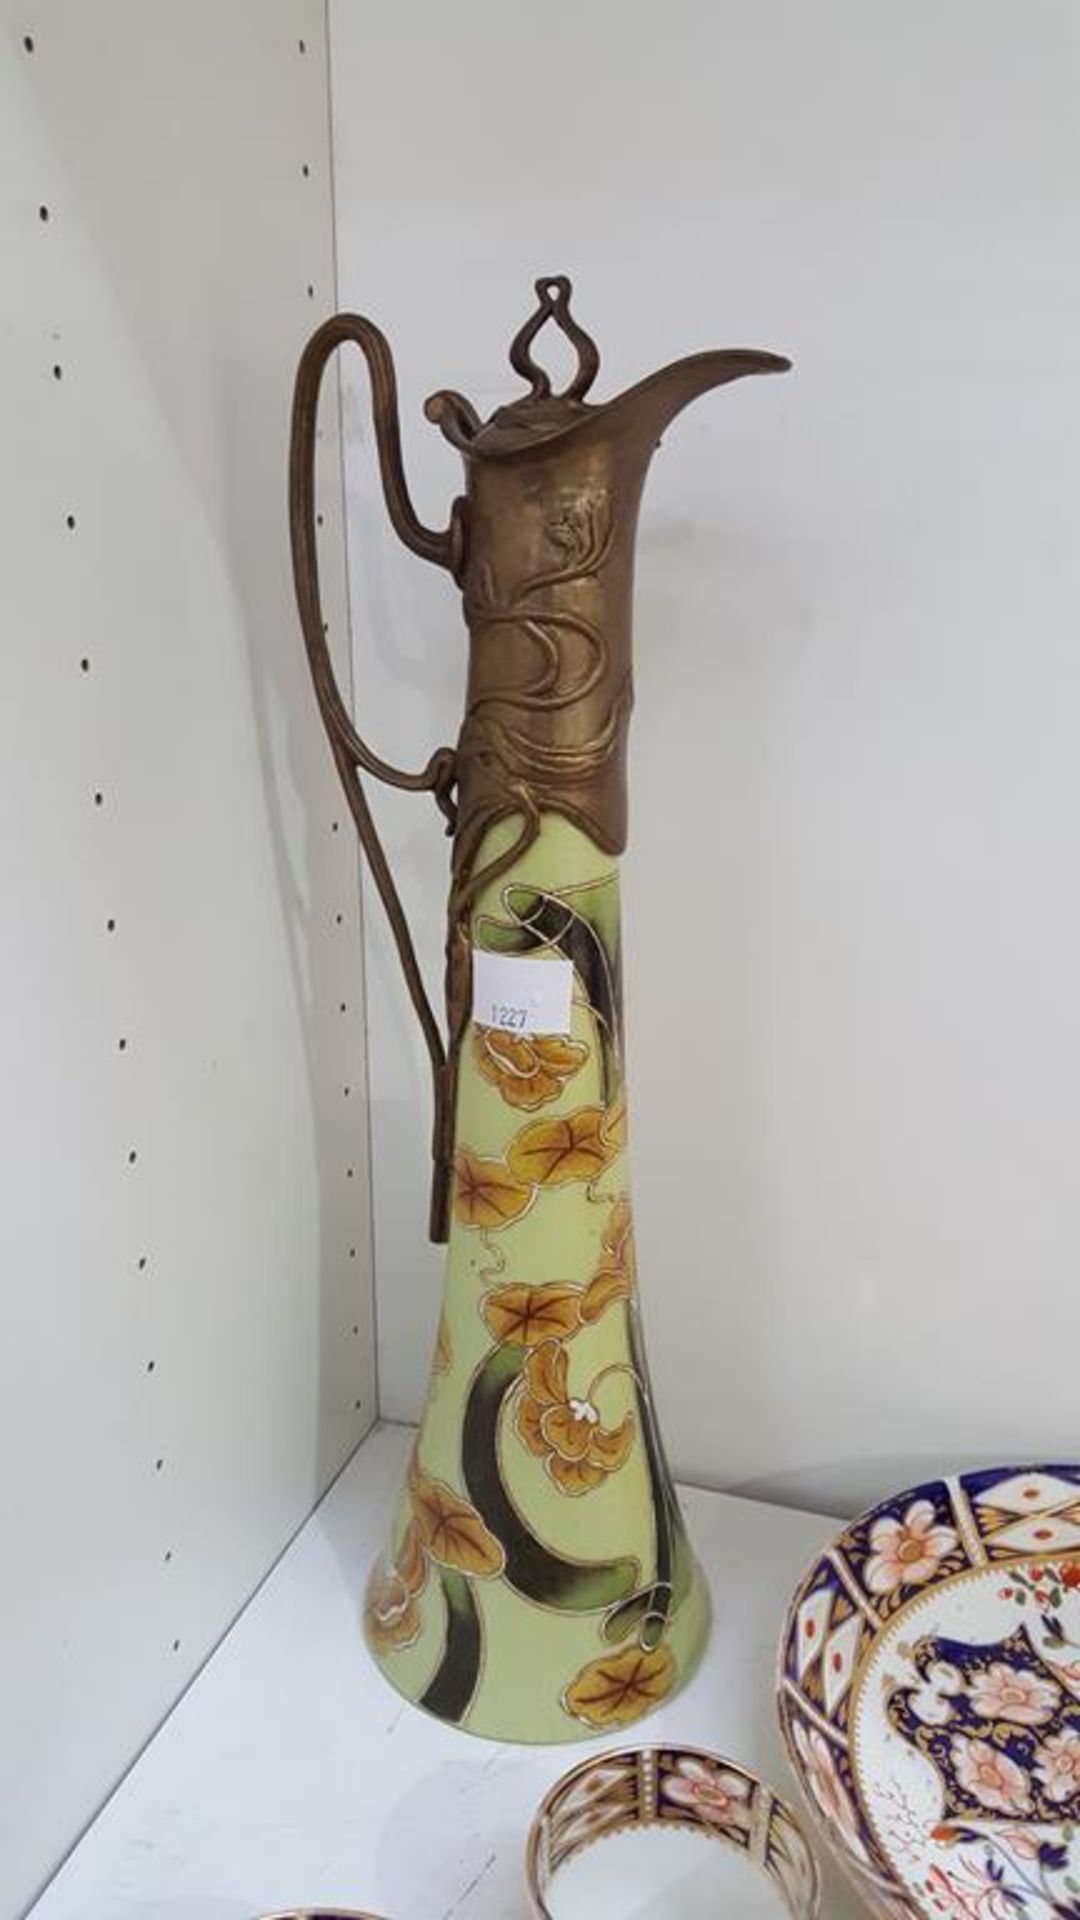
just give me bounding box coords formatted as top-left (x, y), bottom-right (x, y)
top-left (471, 950), bottom-right (574, 1037)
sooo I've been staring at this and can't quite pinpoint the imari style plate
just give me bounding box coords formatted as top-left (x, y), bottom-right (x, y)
top-left (778, 1465), bottom-right (1080, 1918)
top-left (526, 1744), bottom-right (820, 1916)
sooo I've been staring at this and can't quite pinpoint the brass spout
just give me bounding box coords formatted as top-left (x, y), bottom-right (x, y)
top-left (600, 345), bottom-right (792, 452)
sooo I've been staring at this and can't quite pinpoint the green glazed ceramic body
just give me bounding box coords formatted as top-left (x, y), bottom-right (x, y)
top-left (364, 816), bottom-right (710, 1742)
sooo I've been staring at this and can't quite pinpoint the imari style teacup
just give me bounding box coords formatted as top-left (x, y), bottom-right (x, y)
top-left (526, 1743), bottom-right (821, 1917)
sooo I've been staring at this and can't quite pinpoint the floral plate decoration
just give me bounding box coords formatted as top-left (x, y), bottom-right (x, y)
top-left (777, 1465), bottom-right (1080, 1918)
top-left (526, 1743), bottom-right (820, 1916)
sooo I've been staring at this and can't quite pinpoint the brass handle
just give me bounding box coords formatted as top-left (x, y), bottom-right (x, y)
top-left (288, 315), bottom-right (462, 1237)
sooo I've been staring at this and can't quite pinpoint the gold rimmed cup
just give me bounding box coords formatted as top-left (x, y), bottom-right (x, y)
top-left (526, 1744), bottom-right (821, 1918)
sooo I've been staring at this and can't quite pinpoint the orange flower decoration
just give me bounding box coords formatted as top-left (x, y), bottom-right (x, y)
top-left (600, 1085), bottom-right (628, 1154)
top-left (410, 1467), bottom-right (505, 1576)
top-left (364, 1518), bottom-right (428, 1653)
top-left (482, 1282), bottom-right (583, 1347)
top-left (474, 1027), bottom-right (589, 1111)
top-left (507, 1106), bottom-right (616, 1188)
top-left (602, 1196), bottom-right (633, 1265)
top-left (581, 1195), bottom-right (635, 1324)
top-left (452, 1148), bottom-right (533, 1231)
top-left (517, 1339), bottom-right (633, 1495)
top-left (563, 1643), bottom-right (676, 1729)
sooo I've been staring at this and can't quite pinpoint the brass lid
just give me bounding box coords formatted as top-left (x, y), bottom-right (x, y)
top-left (424, 276), bottom-right (600, 456)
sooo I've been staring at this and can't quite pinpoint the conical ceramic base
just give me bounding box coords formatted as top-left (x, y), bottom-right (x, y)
top-left (363, 820), bottom-right (711, 1742)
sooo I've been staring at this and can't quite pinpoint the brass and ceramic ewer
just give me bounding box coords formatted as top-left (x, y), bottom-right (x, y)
top-left (289, 277), bottom-right (789, 1741)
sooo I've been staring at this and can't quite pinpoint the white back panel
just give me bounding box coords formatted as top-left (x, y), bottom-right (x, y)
top-left (329, 1), bottom-right (1080, 1509)
top-left (0, 6), bottom-right (374, 1913)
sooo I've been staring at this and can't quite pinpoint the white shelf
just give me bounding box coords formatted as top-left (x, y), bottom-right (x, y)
top-left (28, 1427), bottom-right (862, 1918)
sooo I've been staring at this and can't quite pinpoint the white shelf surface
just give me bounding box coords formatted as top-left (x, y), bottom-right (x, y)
top-left (28, 1426), bottom-right (862, 1919)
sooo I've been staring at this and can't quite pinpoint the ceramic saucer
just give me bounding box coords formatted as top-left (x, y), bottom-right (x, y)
top-left (778, 1464), bottom-right (1080, 1918)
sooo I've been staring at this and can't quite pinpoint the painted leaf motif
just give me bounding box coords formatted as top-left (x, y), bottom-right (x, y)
top-left (452, 1148), bottom-right (534, 1230)
top-left (507, 1106), bottom-right (614, 1188)
top-left (581, 1195), bottom-right (635, 1323)
top-left (364, 1560), bottom-right (423, 1653)
top-left (581, 1263), bottom-right (631, 1324)
top-left (540, 1402), bottom-right (596, 1462)
top-left (482, 1282), bottom-right (583, 1347)
top-left (534, 1035), bottom-right (592, 1073)
top-left (411, 1470), bottom-right (505, 1577)
top-left (396, 1518), bottom-right (428, 1595)
top-left (524, 1338), bottom-right (569, 1407)
top-left (563, 1644), bottom-right (677, 1729)
top-left (364, 1527), bottom-right (429, 1653)
top-left (516, 1390), bottom-right (547, 1457)
top-left (549, 1455), bottom-right (608, 1495)
top-left (474, 1027), bottom-right (589, 1112)
top-left (588, 1414), bottom-right (634, 1472)
top-left (600, 1086), bottom-right (628, 1154)
top-left (602, 1196), bottom-right (633, 1260)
